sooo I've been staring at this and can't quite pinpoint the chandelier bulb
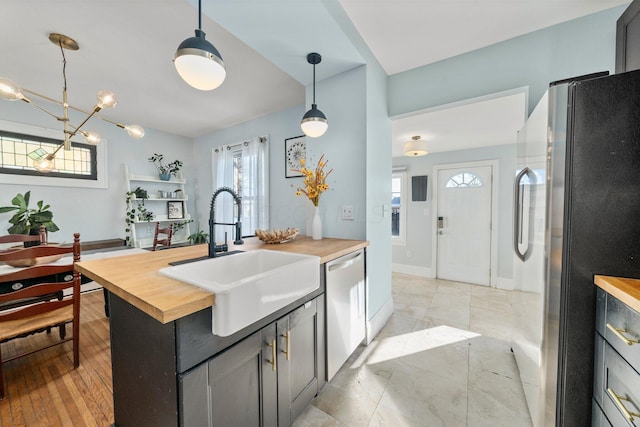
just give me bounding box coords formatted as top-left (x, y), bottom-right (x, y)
top-left (96, 90), bottom-right (117, 109)
top-left (33, 156), bottom-right (55, 172)
top-left (0, 77), bottom-right (26, 101)
top-left (81, 131), bottom-right (102, 144)
top-left (124, 124), bottom-right (145, 139)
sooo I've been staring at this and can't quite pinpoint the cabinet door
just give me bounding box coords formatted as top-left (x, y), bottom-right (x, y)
top-left (277, 299), bottom-right (320, 427)
top-left (179, 326), bottom-right (278, 427)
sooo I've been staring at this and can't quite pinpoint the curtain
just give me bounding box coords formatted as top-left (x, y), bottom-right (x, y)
top-left (212, 136), bottom-right (269, 242)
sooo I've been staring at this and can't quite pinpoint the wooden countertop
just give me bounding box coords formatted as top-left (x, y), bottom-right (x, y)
top-left (76, 236), bottom-right (368, 324)
top-left (594, 275), bottom-right (640, 313)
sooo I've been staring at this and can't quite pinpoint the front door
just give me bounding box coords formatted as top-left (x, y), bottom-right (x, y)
top-left (436, 165), bottom-right (493, 286)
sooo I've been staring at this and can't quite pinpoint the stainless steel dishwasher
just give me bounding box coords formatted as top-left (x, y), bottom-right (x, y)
top-left (325, 249), bottom-right (366, 380)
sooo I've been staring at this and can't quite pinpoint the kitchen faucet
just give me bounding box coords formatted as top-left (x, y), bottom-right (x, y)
top-left (209, 187), bottom-right (243, 258)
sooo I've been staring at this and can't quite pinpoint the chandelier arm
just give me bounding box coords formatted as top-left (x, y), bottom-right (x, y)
top-left (21, 87), bottom-right (127, 132)
top-left (24, 99), bottom-right (64, 121)
top-left (66, 106), bottom-right (100, 139)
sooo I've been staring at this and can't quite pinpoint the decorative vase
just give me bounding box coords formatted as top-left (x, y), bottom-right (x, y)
top-left (159, 173), bottom-right (171, 181)
top-left (311, 205), bottom-right (322, 240)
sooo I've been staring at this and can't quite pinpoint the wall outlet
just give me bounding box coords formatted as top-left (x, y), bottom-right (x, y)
top-left (341, 205), bottom-right (354, 221)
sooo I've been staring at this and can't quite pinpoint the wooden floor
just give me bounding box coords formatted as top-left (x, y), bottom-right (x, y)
top-left (0, 290), bottom-right (114, 426)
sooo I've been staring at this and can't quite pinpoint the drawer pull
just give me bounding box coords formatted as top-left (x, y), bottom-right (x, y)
top-left (267, 339), bottom-right (276, 372)
top-left (281, 330), bottom-right (291, 361)
top-left (607, 388), bottom-right (640, 422)
top-left (606, 323), bottom-right (640, 346)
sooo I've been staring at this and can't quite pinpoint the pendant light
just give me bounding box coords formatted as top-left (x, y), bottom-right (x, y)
top-left (174, 0), bottom-right (226, 90)
top-left (301, 52), bottom-right (328, 138)
top-left (404, 136), bottom-right (428, 157)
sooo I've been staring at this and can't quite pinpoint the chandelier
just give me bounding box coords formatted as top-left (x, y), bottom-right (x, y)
top-left (0, 33), bottom-right (144, 172)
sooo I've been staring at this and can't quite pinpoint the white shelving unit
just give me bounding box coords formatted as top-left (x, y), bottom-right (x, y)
top-left (125, 165), bottom-right (191, 248)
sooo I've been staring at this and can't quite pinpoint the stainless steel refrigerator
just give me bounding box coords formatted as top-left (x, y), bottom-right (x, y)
top-left (512, 69), bottom-right (640, 427)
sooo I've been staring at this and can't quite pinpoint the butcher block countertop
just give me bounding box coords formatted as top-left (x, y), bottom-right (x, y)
top-left (594, 275), bottom-right (640, 313)
top-left (76, 236), bottom-right (368, 324)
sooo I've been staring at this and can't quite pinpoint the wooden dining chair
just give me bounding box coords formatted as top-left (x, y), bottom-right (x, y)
top-left (0, 232), bottom-right (81, 400)
top-left (152, 222), bottom-right (173, 251)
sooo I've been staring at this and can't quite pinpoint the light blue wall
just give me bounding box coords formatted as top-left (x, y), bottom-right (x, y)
top-left (389, 5), bottom-right (626, 119)
top-left (190, 105), bottom-right (305, 234)
top-left (0, 101), bottom-right (193, 242)
top-left (304, 66), bottom-right (367, 241)
top-left (392, 144), bottom-right (516, 282)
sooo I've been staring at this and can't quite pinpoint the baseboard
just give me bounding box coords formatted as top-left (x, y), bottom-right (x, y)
top-left (391, 263), bottom-right (433, 277)
top-left (496, 276), bottom-right (514, 290)
top-left (366, 296), bottom-right (394, 344)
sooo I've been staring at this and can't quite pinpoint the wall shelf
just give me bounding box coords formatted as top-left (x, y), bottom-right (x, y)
top-left (125, 165), bottom-right (191, 248)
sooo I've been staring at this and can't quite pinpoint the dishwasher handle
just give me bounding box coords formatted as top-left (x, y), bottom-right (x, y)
top-left (327, 251), bottom-right (363, 272)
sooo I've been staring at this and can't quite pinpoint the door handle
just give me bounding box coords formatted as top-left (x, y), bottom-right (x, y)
top-left (328, 251), bottom-right (362, 272)
top-left (513, 167), bottom-right (530, 261)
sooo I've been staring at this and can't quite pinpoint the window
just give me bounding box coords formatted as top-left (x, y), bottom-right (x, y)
top-left (392, 171), bottom-right (407, 244)
top-left (213, 136), bottom-right (269, 237)
top-left (445, 172), bottom-right (483, 188)
top-left (0, 130), bottom-right (97, 180)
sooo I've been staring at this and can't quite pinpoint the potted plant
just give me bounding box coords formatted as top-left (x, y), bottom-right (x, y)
top-left (133, 186), bottom-right (149, 201)
top-left (148, 153), bottom-right (183, 181)
top-left (0, 191), bottom-right (59, 244)
top-left (188, 228), bottom-right (209, 245)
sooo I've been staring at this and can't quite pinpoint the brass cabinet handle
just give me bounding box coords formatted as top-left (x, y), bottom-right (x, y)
top-left (281, 330), bottom-right (290, 360)
top-left (267, 339), bottom-right (276, 372)
top-left (606, 323), bottom-right (640, 346)
top-left (607, 388), bottom-right (640, 422)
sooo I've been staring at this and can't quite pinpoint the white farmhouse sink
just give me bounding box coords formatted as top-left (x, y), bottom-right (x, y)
top-left (159, 250), bottom-right (320, 336)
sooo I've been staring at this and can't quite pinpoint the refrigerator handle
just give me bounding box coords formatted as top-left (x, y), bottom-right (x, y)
top-left (513, 167), bottom-right (530, 261)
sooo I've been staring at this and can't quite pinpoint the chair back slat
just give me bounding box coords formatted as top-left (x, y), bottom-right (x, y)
top-left (0, 281), bottom-right (71, 303)
top-left (0, 298), bottom-right (73, 322)
top-left (0, 245), bottom-right (75, 261)
top-left (0, 226), bottom-right (47, 245)
top-left (0, 263), bottom-right (74, 282)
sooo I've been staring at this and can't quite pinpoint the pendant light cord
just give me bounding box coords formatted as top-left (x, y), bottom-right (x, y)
top-left (312, 63), bottom-right (316, 104)
top-left (59, 40), bottom-right (67, 93)
top-left (198, 0), bottom-right (202, 30)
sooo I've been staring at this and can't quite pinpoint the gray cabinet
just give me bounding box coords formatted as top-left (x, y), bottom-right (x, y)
top-left (593, 287), bottom-right (640, 427)
top-left (177, 296), bottom-right (325, 427)
top-left (108, 276), bottom-right (325, 427)
top-left (179, 325), bottom-right (278, 427)
top-left (617, 0), bottom-right (640, 73)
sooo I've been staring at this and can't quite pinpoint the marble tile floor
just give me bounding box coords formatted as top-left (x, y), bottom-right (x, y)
top-left (293, 273), bottom-right (533, 427)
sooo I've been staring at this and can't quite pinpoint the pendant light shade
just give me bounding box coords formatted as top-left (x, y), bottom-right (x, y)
top-left (174, 0), bottom-right (225, 91)
top-left (175, 29), bottom-right (226, 91)
top-left (301, 52), bottom-right (328, 138)
top-left (404, 136), bottom-right (428, 157)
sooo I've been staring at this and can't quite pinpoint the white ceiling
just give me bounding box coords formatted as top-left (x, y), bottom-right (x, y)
top-left (0, 0), bottom-right (628, 153)
top-left (392, 90), bottom-right (528, 157)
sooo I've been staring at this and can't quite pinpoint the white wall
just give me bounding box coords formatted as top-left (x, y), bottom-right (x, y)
top-left (0, 101), bottom-right (193, 243)
top-left (392, 144), bottom-right (516, 285)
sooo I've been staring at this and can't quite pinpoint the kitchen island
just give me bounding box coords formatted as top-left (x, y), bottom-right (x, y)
top-left (76, 236), bottom-right (368, 427)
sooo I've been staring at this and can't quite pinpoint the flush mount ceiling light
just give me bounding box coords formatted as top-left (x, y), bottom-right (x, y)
top-left (301, 52), bottom-right (328, 138)
top-left (404, 135), bottom-right (428, 157)
top-left (174, 0), bottom-right (226, 91)
top-left (0, 33), bottom-right (144, 172)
